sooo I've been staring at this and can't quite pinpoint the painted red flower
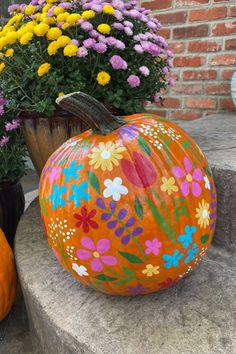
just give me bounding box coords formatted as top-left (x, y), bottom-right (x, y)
top-left (121, 151), bottom-right (157, 188)
top-left (74, 207), bottom-right (99, 233)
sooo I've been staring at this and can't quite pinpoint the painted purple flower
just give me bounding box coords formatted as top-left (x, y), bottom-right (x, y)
top-left (145, 238), bottom-right (162, 256)
top-left (76, 237), bottom-right (117, 272)
top-left (128, 284), bottom-right (146, 295)
top-left (5, 119), bottom-right (20, 131)
top-left (173, 157), bottom-right (203, 197)
top-left (118, 124), bottom-right (138, 140)
top-left (110, 55), bottom-right (127, 70)
top-left (0, 136), bottom-right (10, 147)
top-left (127, 75), bottom-right (140, 88)
top-left (94, 43), bottom-right (107, 53)
top-left (139, 66), bottom-right (150, 77)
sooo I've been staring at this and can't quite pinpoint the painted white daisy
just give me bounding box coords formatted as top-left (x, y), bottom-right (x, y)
top-left (72, 263), bottom-right (88, 277)
top-left (203, 175), bottom-right (211, 190)
top-left (103, 177), bottom-right (128, 201)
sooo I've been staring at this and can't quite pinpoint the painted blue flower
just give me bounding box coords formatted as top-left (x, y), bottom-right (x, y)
top-left (162, 250), bottom-right (184, 269)
top-left (184, 243), bottom-right (200, 264)
top-left (49, 184), bottom-right (67, 210)
top-left (118, 124), bottom-right (138, 140)
top-left (69, 182), bottom-right (91, 207)
top-left (62, 161), bottom-right (83, 183)
top-left (178, 225), bottom-right (197, 249)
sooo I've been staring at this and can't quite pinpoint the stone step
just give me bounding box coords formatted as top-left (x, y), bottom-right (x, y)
top-left (177, 113), bottom-right (236, 253)
top-left (15, 199), bottom-right (236, 354)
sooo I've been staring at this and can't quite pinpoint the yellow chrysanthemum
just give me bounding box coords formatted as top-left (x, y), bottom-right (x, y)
top-left (53, 6), bottom-right (65, 16)
top-left (34, 23), bottom-right (49, 37)
top-left (5, 31), bottom-right (18, 45)
top-left (20, 32), bottom-right (33, 45)
top-left (67, 13), bottom-right (81, 24)
top-left (81, 10), bottom-right (95, 20)
top-left (102, 5), bottom-right (115, 15)
top-left (63, 44), bottom-right (78, 57)
top-left (88, 141), bottom-right (126, 171)
top-left (37, 63), bottom-right (51, 77)
top-left (5, 48), bottom-right (14, 57)
top-left (0, 62), bottom-right (5, 73)
top-left (160, 177), bottom-right (178, 195)
top-left (97, 23), bottom-right (111, 35)
top-left (35, 13), bottom-right (41, 22)
top-left (47, 27), bottom-right (62, 40)
top-left (47, 41), bottom-right (59, 55)
top-left (56, 12), bottom-right (69, 23)
top-left (0, 38), bottom-right (7, 51)
top-left (58, 92), bottom-right (65, 97)
top-left (57, 35), bottom-right (71, 47)
top-left (97, 71), bottom-right (111, 86)
top-left (0, 53), bottom-right (3, 58)
top-left (195, 199), bottom-right (210, 229)
top-left (42, 4), bottom-right (51, 13)
top-left (61, 23), bottom-right (70, 30)
top-left (142, 264), bottom-right (160, 277)
top-left (25, 5), bottom-right (36, 16)
top-left (42, 16), bottom-right (55, 25)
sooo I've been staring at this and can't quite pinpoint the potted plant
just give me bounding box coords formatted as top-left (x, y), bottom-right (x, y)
top-left (0, 95), bottom-right (26, 248)
top-left (0, 0), bottom-right (174, 175)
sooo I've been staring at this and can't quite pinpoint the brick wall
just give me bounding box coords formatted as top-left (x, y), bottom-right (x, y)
top-left (143, 0), bottom-right (236, 120)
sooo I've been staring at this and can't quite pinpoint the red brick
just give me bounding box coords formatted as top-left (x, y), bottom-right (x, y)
top-left (157, 11), bottom-right (187, 25)
top-left (212, 22), bottom-right (236, 36)
top-left (162, 98), bottom-right (181, 108)
top-left (158, 28), bottom-right (171, 39)
top-left (189, 7), bottom-right (227, 22)
top-left (183, 70), bottom-right (217, 80)
top-left (225, 39), bottom-right (236, 50)
top-left (230, 7), bottom-right (236, 17)
top-left (176, 0), bottom-right (209, 5)
top-left (174, 56), bottom-right (205, 67)
top-left (171, 111), bottom-right (203, 120)
top-left (148, 109), bottom-right (167, 118)
top-left (219, 99), bottom-right (235, 110)
top-left (221, 70), bottom-right (235, 80)
top-left (206, 84), bottom-right (231, 95)
top-left (173, 25), bottom-right (208, 39)
top-left (211, 54), bottom-right (236, 66)
top-left (169, 42), bottom-right (185, 53)
top-left (185, 98), bottom-right (217, 109)
top-left (189, 40), bottom-right (221, 52)
top-left (142, 0), bottom-right (172, 11)
top-left (172, 84), bottom-right (202, 94)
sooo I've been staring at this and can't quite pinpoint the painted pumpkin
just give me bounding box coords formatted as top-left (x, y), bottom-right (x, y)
top-left (0, 229), bottom-right (17, 321)
top-left (39, 92), bottom-right (217, 296)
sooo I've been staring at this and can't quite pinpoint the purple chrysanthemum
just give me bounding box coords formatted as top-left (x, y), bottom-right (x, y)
top-left (110, 55), bottom-right (127, 70)
top-left (94, 42), bottom-right (107, 53)
top-left (0, 136), bottom-right (10, 147)
top-left (127, 75), bottom-right (140, 88)
top-left (139, 66), bottom-right (150, 77)
top-left (5, 119), bottom-right (20, 131)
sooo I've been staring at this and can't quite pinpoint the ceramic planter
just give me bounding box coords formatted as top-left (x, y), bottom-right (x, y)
top-left (0, 181), bottom-right (25, 248)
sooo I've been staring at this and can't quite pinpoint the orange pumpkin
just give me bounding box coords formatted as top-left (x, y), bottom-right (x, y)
top-left (0, 229), bottom-right (17, 321)
top-left (39, 92), bottom-right (217, 296)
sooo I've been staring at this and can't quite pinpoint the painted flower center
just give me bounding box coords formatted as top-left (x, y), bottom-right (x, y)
top-left (101, 150), bottom-right (111, 159)
top-left (186, 174), bottom-right (193, 182)
top-left (202, 209), bottom-right (208, 219)
top-left (93, 251), bottom-right (100, 258)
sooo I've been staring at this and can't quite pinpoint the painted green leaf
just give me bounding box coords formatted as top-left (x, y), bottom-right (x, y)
top-left (182, 140), bottom-right (191, 149)
top-left (173, 197), bottom-right (188, 221)
top-left (87, 171), bottom-right (100, 194)
top-left (203, 166), bottom-right (212, 177)
top-left (138, 136), bottom-right (151, 156)
top-left (134, 196), bottom-right (143, 219)
top-left (145, 198), bottom-right (176, 245)
top-left (118, 251), bottom-right (143, 264)
top-left (201, 234), bottom-right (209, 244)
top-left (123, 267), bottom-right (135, 278)
top-left (95, 274), bottom-right (117, 281)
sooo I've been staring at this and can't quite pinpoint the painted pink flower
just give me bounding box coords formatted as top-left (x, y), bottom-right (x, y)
top-left (76, 237), bottom-right (117, 272)
top-left (48, 167), bottom-right (61, 184)
top-left (145, 238), bottom-right (162, 256)
top-left (173, 157), bottom-right (203, 197)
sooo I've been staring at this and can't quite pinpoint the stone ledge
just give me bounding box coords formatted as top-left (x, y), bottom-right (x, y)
top-left (15, 200), bottom-right (236, 354)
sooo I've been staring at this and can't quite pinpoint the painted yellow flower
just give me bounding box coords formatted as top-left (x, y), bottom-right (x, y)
top-left (20, 32), bottom-right (33, 45)
top-left (5, 48), bottom-right (14, 57)
top-left (160, 176), bottom-right (178, 195)
top-left (37, 63), bottom-right (51, 77)
top-left (0, 63), bottom-right (5, 73)
top-left (97, 23), bottom-right (111, 35)
top-left (34, 23), bottom-right (49, 37)
top-left (97, 71), bottom-right (111, 86)
top-left (82, 10), bottom-right (95, 20)
top-left (103, 5), bottom-right (115, 15)
top-left (47, 41), bottom-right (59, 55)
top-left (25, 5), bottom-right (36, 16)
top-left (63, 44), bottom-right (78, 57)
top-left (47, 27), bottom-right (62, 40)
top-left (88, 141), bottom-right (126, 171)
top-left (195, 199), bottom-right (210, 229)
top-left (142, 264), bottom-right (160, 277)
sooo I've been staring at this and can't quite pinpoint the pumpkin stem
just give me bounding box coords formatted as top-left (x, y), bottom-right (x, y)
top-left (56, 92), bottom-right (126, 135)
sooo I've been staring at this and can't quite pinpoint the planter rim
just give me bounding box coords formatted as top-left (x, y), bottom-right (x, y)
top-left (0, 177), bottom-right (22, 190)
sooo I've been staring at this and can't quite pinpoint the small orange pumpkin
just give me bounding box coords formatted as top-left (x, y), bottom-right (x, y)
top-left (39, 92), bottom-right (217, 296)
top-left (0, 228), bottom-right (17, 321)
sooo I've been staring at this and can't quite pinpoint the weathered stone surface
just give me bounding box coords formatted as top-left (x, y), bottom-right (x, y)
top-left (15, 200), bottom-right (236, 354)
top-left (178, 113), bottom-right (236, 253)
